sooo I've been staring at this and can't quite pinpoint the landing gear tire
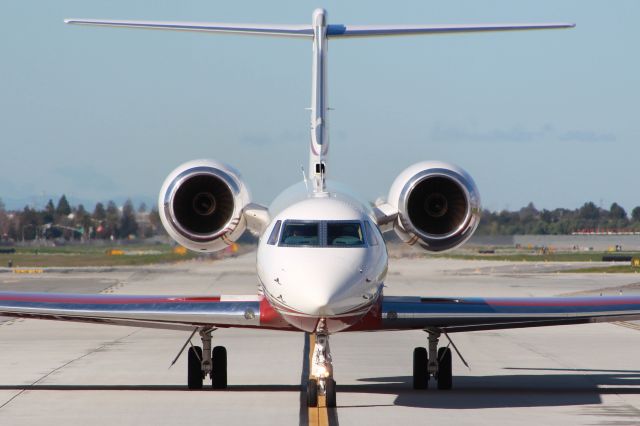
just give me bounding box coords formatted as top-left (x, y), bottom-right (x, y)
top-left (307, 379), bottom-right (318, 407)
top-left (212, 346), bottom-right (228, 389)
top-left (413, 347), bottom-right (428, 390)
top-left (325, 378), bottom-right (337, 408)
top-left (188, 346), bottom-right (203, 390)
top-left (436, 347), bottom-right (452, 390)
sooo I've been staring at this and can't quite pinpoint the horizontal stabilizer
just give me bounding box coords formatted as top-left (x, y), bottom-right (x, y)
top-left (64, 19), bottom-right (574, 40)
top-left (326, 23), bottom-right (575, 38)
top-left (64, 19), bottom-right (314, 38)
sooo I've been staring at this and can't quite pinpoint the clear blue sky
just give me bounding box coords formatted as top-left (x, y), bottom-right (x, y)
top-left (1, 1), bottom-right (638, 213)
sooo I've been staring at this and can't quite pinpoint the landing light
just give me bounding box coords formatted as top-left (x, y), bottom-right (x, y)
top-left (316, 364), bottom-right (331, 378)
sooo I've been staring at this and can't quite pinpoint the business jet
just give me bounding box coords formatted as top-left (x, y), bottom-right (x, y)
top-left (2, 9), bottom-right (636, 408)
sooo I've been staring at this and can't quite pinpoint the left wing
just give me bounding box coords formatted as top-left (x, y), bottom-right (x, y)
top-left (0, 292), bottom-right (291, 331)
top-left (374, 295), bottom-right (640, 333)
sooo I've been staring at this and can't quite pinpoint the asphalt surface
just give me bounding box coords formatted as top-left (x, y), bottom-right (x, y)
top-left (2, 254), bottom-right (640, 425)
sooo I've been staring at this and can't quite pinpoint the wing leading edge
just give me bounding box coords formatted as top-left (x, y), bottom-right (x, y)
top-left (0, 292), bottom-right (291, 331)
top-left (377, 295), bottom-right (640, 333)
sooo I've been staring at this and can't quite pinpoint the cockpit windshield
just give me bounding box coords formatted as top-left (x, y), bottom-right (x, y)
top-left (277, 221), bottom-right (368, 247)
top-left (327, 222), bottom-right (365, 246)
top-left (280, 222), bottom-right (320, 246)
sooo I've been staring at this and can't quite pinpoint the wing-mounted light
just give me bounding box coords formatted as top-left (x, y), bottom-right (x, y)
top-left (386, 161), bottom-right (481, 252)
top-left (159, 159), bottom-right (252, 252)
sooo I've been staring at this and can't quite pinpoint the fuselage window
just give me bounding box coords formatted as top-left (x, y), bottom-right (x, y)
top-left (364, 221), bottom-right (379, 246)
top-left (267, 220), bottom-right (282, 245)
top-left (327, 222), bottom-right (365, 246)
top-left (280, 222), bottom-right (320, 246)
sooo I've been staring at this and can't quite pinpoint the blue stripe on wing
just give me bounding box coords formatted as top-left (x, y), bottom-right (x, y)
top-left (380, 295), bottom-right (640, 332)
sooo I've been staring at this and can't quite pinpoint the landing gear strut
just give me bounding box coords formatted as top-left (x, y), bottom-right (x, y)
top-left (412, 330), bottom-right (452, 390)
top-left (307, 329), bottom-right (337, 408)
top-left (187, 328), bottom-right (228, 390)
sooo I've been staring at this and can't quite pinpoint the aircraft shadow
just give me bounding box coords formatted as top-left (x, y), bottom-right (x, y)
top-left (342, 368), bottom-right (640, 409)
top-left (0, 384), bottom-right (300, 392)
top-left (3, 369), bottom-right (640, 410)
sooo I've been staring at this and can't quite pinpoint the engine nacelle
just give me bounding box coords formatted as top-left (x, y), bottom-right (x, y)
top-left (158, 159), bottom-right (251, 252)
top-left (387, 161), bottom-right (481, 252)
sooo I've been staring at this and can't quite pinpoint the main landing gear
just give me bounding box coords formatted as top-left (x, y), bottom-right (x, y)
top-left (307, 332), bottom-right (337, 408)
top-left (187, 328), bottom-right (228, 390)
top-left (413, 330), bottom-right (453, 390)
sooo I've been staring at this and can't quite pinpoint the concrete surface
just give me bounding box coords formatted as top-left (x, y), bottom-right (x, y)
top-left (469, 234), bottom-right (640, 250)
top-left (2, 253), bottom-right (640, 425)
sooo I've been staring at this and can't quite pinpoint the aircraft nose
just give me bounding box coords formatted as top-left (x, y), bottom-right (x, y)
top-left (281, 250), bottom-right (368, 316)
top-left (306, 290), bottom-right (332, 316)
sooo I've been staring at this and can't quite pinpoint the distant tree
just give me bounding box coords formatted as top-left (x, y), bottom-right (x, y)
top-left (56, 194), bottom-right (71, 217)
top-left (119, 199), bottom-right (138, 238)
top-left (105, 201), bottom-right (120, 238)
top-left (75, 204), bottom-right (92, 240)
top-left (476, 201), bottom-right (640, 235)
top-left (0, 202), bottom-right (8, 240)
top-left (0, 197), bottom-right (5, 212)
top-left (41, 199), bottom-right (64, 239)
top-left (578, 202), bottom-right (600, 221)
top-left (93, 202), bottom-right (106, 221)
top-left (21, 206), bottom-right (40, 240)
top-left (92, 202), bottom-right (107, 238)
top-left (43, 199), bottom-right (55, 224)
top-left (540, 209), bottom-right (555, 224)
top-left (519, 202), bottom-right (538, 221)
top-left (75, 203), bottom-right (87, 217)
top-left (609, 203), bottom-right (627, 220)
top-left (7, 222), bottom-right (18, 241)
top-left (138, 202), bottom-right (147, 213)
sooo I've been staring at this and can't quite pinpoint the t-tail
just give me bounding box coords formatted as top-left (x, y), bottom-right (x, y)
top-left (65, 9), bottom-right (574, 193)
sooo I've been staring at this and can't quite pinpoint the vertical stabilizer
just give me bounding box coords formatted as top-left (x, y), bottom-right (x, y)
top-left (309, 9), bottom-right (329, 193)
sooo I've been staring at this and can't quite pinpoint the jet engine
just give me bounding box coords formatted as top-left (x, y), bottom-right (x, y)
top-left (159, 159), bottom-right (251, 252)
top-left (386, 161), bottom-right (481, 252)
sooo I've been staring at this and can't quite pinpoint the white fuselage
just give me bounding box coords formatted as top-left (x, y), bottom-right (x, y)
top-left (256, 183), bottom-right (388, 333)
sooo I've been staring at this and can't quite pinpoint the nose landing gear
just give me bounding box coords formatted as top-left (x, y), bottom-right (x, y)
top-left (307, 331), bottom-right (337, 407)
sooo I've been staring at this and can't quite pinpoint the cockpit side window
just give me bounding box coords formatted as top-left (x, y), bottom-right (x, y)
top-left (364, 221), bottom-right (379, 246)
top-left (327, 222), bottom-right (365, 246)
top-left (267, 220), bottom-right (282, 245)
top-left (280, 222), bottom-right (320, 246)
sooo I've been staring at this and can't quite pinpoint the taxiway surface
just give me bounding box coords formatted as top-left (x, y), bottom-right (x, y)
top-left (2, 253), bottom-right (640, 425)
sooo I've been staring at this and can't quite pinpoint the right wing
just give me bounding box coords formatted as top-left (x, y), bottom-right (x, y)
top-left (374, 295), bottom-right (640, 333)
top-left (0, 292), bottom-right (291, 331)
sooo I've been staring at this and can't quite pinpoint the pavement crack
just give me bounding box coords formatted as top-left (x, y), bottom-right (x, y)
top-left (0, 329), bottom-right (139, 411)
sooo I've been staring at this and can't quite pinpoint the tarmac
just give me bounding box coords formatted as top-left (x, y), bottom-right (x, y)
top-left (2, 253), bottom-right (640, 425)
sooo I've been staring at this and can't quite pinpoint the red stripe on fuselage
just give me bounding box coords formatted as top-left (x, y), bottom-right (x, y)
top-left (259, 297), bottom-right (292, 328)
top-left (345, 296), bottom-right (383, 331)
